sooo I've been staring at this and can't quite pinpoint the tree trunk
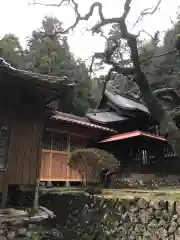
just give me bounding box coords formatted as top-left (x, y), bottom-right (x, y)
top-left (127, 37), bottom-right (180, 159)
top-left (136, 72), bottom-right (180, 158)
top-left (33, 179), bottom-right (40, 214)
top-left (84, 173), bottom-right (87, 187)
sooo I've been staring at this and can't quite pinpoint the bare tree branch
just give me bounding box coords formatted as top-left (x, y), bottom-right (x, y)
top-left (98, 68), bottom-right (114, 108)
top-left (141, 49), bottom-right (177, 63)
top-left (137, 30), bottom-right (160, 42)
top-left (62, 1), bottom-right (105, 34)
top-left (106, 48), bottom-right (177, 67)
top-left (137, 30), bottom-right (155, 40)
top-left (105, 60), bottom-right (135, 74)
top-left (132, 0), bottom-right (162, 29)
top-left (91, 0), bottom-right (131, 34)
top-left (168, 16), bottom-right (176, 26)
top-left (32, 0), bottom-right (105, 33)
top-left (34, 0), bottom-right (130, 34)
top-left (82, 55), bottom-right (94, 63)
top-left (80, 0), bottom-right (175, 76)
top-left (89, 52), bottom-right (104, 73)
top-left (31, 0), bottom-right (66, 7)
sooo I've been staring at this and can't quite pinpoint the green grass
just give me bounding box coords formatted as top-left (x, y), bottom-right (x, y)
top-left (40, 186), bottom-right (180, 200)
top-left (100, 188), bottom-right (180, 201)
top-left (40, 187), bottom-right (85, 195)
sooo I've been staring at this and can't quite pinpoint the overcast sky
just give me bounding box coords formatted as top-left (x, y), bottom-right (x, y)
top-left (0, 0), bottom-right (179, 61)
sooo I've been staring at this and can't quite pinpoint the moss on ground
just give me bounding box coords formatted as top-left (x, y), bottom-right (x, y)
top-left (40, 186), bottom-right (180, 201)
top-left (40, 187), bottom-right (85, 195)
top-left (101, 188), bottom-right (180, 201)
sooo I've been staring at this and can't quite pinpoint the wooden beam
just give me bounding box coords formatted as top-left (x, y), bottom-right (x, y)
top-left (1, 174), bottom-right (9, 208)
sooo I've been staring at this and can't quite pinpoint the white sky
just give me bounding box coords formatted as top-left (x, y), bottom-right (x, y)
top-left (0, 0), bottom-right (179, 61)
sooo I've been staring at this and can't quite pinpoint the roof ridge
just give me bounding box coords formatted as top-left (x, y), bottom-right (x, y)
top-left (52, 111), bottom-right (116, 133)
top-left (54, 111), bottom-right (90, 122)
top-left (0, 58), bottom-right (74, 86)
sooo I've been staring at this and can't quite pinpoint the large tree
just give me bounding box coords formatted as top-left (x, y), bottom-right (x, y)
top-left (92, 20), bottom-right (180, 98)
top-left (0, 33), bottom-right (23, 68)
top-left (32, 0), bottom-right (180, 158)
top-left (0, 16), bottom-right (94, 116)
top-left (30, 17), bottom-right (94, 116)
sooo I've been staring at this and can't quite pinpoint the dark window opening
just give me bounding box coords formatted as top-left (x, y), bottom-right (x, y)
top-left (70, 135), bottom-right (87, 151)
top-left (42, 130), bottom-right (52, 150)
top-left (148, 125), bottom-right (160, 135)
top-left (0, 119), bottom-right (11, 169)
top-left (52, 132), bottom-right (68, 151)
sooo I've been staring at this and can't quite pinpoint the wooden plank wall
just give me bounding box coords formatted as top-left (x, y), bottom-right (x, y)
top-left (40, 149), bottom-right (97, 182)
top-left (0, 174), bottom-right (5, 192)
top-left (46, 122), bottom-right (108, 140)
top-left (40, 150), bottom-right (82, 181)
top-left (7, 118), bottom-right (43, 185)
top-left (40, 125), bottom-right (103, 182)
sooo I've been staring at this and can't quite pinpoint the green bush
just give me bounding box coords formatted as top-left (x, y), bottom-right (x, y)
top-left (68, 148), bottom-right (119, 186)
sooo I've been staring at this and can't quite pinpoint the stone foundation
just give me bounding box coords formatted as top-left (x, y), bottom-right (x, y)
top-left (0, 222), bottom-right (61, 240)
top-left (5, 193), bottom-right (180, 239)
top-left (0, 206), bottom-right (55, 240)
top-left (111, 174), bottom-right (180, 189)
top-left (57, 195), bottom-right (180, 239)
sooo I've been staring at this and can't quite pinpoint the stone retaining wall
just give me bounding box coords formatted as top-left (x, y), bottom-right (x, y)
top-left (4, 194), bottom-right (180, 239)
top-left (111, 174), bottom-right (180, 189)
top-left (0, 221), bottom-right (62, 240)
top-left (54, 195), bottom-right (180, 240)
top-left (0, 207), bottom-right (55, 240)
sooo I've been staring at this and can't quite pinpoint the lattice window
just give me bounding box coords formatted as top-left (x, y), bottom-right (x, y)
top-left (43, 130), bottom-right (90, 152)
top-left (42, 130), bottom-right (52, 150)
top-left (132, 148), bottom-right (143, 166)
top-left (70, 135), bottom-right (87, 151)
top-left (52, 132), bottom-right (68, 152)
top-left (42, 130), bottom-right (69, 152)
top-left (142, 150), bottom-right (148, 165)
top-left (164, 147), bottom-right (176, 158)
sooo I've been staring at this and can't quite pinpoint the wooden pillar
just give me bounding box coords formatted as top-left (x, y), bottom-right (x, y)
top-left (49, 131), bottom-right (53, 180)
top-left (33, 123), bottom-right (43, 211)
top-left (33, 179), bottom-right (40, 212)
top-left (1, 174), bottom-right (9, 208)
top-left (66, 134), bottom-right (71, 185)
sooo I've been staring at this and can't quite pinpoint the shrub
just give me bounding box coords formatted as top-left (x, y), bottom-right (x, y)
top-left (68, 148), bottom-right (119, 186)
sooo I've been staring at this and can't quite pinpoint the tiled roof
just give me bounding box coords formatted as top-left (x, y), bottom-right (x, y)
top-left (86, 110), bottom-right (128, 124)
top-left (52, 111), bottom-right (116, 133)
top-left (105, 90), bottom-right (149, 113)
top-left (0, 58), bottom-right (74, 89)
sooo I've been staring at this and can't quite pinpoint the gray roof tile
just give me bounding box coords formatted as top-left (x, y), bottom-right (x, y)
top-left (105, 90), bottom-right (149, 113)
top-left (86, 111), bottom-right (128, 124)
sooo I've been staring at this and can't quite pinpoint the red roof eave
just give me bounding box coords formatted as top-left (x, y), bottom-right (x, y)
top-left (99, 130), bottom-right (167, 143)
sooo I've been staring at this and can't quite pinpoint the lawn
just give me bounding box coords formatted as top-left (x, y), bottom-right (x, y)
top-left (40, 186), bottom-right (180, 201)
top-left (101, 188), bottom-right (180, 201)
